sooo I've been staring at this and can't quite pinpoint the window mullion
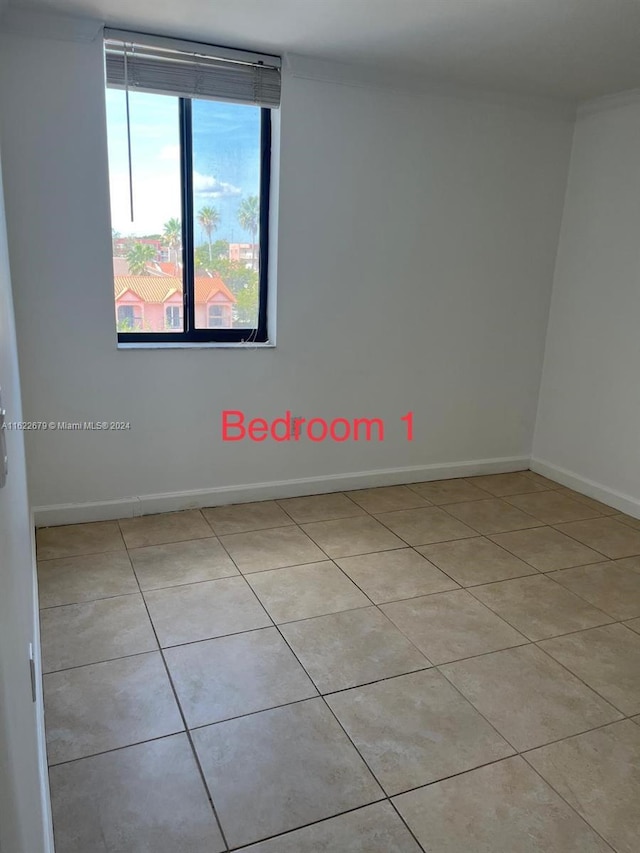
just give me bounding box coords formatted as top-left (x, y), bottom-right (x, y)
top-left (179, 98), bottom-right (195, 334)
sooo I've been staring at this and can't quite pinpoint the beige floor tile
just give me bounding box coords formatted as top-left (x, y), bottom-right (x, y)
top-left (555, 517), bottom-right (640, 559)
top-left (246, 561), bottom-right (370, 623)
top-left (278, 493), bottom-right (365, 523)
top-left (407, 478), bottom-right (489, 505)
top-left (523, 472), bottom-right (563, 489)
top-left (489, 526), bottom-right (603, 571)
top-left (165, 627), bottom-right (316, 727)
top-left (374, 506), bottom-right (477, 546)
top-left (471, 575), bottom-right (613, 641)
top-left (557, 489), bottom-right (618, 515)
top-left (617, 555), bottom-right (640, 573)
top-left (49, 734), bottom-right (224, 853)
top-left (119, 510), bottom-right (213, 549)
top-left (280, 607), bottom-right (430, 693)
top-left (345, 486), bottom-right (430, 514)
top-left (128, 537), bottom-right (237, 590)
top-left (37, 551), bottom-right (139, 608)
top-left (393, 755), bottom-right (612, 853)
top-left (613, 512), bottom-right (640, 530)
top-left (467, 472), bottom-right (550, 497)
top-left (221, 525), bottom-right (326, 573)
top-left (144, 577), bottom-right (271, 647)
top-left (336, 548), bottom-right (458, 603)
top-left (527, 720), bottom-right (640, 853)
top-left (192, 698), bottom-right (383, 848)
top-left (302, 516), bottom-right (406, 557)
top-left (625, 617), bottom-right (640, 634)
top-left (326, 670), bottom-right (513, 795)
top-left (548, 562), bottom-right (640, 620)
top-left (539, 624), bottom-right (640, 715)
top-left (36, 521), bottom-right (125, 560)
top-left (202, 500), bottom-right (294, 534)
top-left (505, 490), bottom-right (604, 524)
top-left (418, 537), bottom-right (535, 586)
top-left (44, 652), bottom-right (183, 764)
top-left (441, 645), bottom-right (621, 751)
top-left (40, 594), bottom-right (157, 673)
top-left (242, 802), bottom-right (422, 853)
top-left (445, 499), bottom-right (543, 535)
top-left (382, 590), bottom-right (526, 664)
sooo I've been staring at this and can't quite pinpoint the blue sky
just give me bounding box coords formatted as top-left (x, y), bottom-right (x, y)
top-left (106, 89), bottom-right (260, 244)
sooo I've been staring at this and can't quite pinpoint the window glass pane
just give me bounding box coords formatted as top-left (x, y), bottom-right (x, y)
top-left (191, 99), bottom-right (261, 330)
top-left (106, 89), bottom-right (183, 333)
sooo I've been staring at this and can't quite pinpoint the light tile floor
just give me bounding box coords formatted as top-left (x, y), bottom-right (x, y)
top-left (37, 470), bottom-right (640, 852)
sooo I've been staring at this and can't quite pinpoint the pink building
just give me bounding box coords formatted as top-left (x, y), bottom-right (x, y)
top-left (228, 242), bottom-right (258, 266)
top-left (114, 275), bottom-right (235, 331)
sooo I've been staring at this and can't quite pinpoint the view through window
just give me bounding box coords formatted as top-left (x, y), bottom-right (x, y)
top-left (106, 88), bottom-right (266, 340)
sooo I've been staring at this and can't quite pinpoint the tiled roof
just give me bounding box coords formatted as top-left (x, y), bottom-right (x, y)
top-left (114, 277), bottom-right (179, 303)
top-left (114, 275), bottom-right (235, 304)
top-left (195, 276), bottom-right (236, 303)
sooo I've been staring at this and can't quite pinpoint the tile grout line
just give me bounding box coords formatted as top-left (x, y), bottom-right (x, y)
top-left (462, 583), bottom-right (615, 643)
top-left (37, 475), bottom-right (640, 850)
top-left (518, 751), bottom-right (619, 853)
top-left (208, 520), bottom-right (430, 853)
top-left (213, 500), bottom-right (618, 851)
top-left (214, 519), bottom-right (433, 852)
top-left (123, 539), bottom-right (232, 853)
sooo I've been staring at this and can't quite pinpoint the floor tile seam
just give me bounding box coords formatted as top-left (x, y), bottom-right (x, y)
top-left (128, 553), bottom-right (231, 851)
top-left (463, 584), bottom-right (616, 642)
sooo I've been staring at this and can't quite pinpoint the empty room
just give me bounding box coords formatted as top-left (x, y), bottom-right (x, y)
top-left (1, 1), bottom-right (639, 851)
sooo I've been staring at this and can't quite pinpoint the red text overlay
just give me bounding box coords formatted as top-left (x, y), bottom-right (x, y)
top-left (222, 411), bottom-right (414, 442)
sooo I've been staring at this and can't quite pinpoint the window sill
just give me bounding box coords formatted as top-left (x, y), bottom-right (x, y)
top-left (117, 341), bottom-right (275, 350)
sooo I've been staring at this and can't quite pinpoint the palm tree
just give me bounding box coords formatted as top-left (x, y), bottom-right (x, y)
top-left (197, 206), bottom-right (221, 261)
top-left (237, 196), bottom-right (259, 270)
top-left (162, 218), bottom-right (182, 274)
top-left (126, 242), bottom-right (156, 275)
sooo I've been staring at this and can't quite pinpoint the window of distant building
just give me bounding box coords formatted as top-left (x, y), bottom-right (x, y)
top-left (165, 305), bottom-right (182, 330)
top-left (208, 305), bottom-right (224, 327)
top-left (116, 304), bottom-right (141, 331)
top-left (104, 31), bottom-right (280, 343)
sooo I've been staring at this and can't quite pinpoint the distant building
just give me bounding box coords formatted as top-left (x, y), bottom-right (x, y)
top-left (228, 242), bottom-right (258, 267)
top-left (114, 275), bottom-right (235, 331)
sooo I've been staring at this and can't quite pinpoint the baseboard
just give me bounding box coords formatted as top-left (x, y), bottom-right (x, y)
top-left (33, 498), bottom-right (140, 527)
top-left (33, 455), bottom-right (530, 526)
top-left (530, 457), bottom-right (640, 519)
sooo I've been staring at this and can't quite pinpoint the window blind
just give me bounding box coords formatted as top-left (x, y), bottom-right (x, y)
top-left (104, 29), bottom-right (281, 108)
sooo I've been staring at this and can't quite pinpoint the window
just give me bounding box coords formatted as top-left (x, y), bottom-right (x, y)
top-left (104, 31), bottom-right (280, 344)
top-left (165, 305), bottom-right (182, 329)
top-left (117, 304), bottom-right (141, 330)
top-left (208, 305), bottom-right (224, 327)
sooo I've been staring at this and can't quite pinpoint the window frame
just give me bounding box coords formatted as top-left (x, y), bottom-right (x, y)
top-left (113, 97), bottom-right (271, 344)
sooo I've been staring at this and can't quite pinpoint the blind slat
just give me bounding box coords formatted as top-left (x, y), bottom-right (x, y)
top-left (105, 38), bottom-right (281, 108)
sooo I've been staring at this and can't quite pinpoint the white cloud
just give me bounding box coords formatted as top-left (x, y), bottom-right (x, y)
top-left (193, 171), bottom-right (242, 199)
top-left (109, 170), bottom-right (181, 235)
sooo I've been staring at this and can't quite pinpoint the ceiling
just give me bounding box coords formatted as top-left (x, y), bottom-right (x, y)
top-left (10, 0), bottom-right (640, 101)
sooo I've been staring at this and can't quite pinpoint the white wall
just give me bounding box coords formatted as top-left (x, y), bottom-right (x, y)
top-left (533, 97), bottom-right (640, 513)
top-left (0, 28), bottom-right (574, 516)
top-left (0, 144), bottom-right (52, 851)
